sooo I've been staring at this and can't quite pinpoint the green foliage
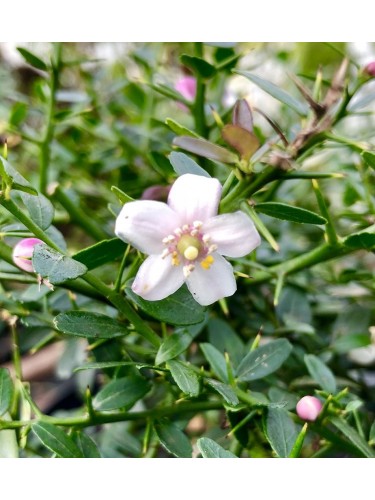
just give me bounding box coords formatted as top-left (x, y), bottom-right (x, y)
top-left (1, 42), bottom-right (375, 459)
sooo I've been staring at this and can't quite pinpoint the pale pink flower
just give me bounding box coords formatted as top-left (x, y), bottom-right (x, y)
top-left (296, 396), bottom-right (323, 422)
top-left (364, 61), bottom-right (375, 77)
top-left (115, 174), bottom-right (261, 306)
top-left (12, 238), bottom-right (43, 272)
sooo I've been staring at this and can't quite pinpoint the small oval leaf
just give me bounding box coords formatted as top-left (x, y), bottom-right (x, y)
top-left (206, 379), bottom-right (239, 406)
top-left (304, 354), bottom-right (336, 393)
top-left (32, 422), bottom-right (83, 458)
top-left (0, 368), bottom-right (14, 417)
top-left (156, 331), bottom-right (193, 365)
top-left (235, 71), bottom-right (308, 116)
top-left (200, 343), bottom-right (228, 383)
top-left (54, 311), bottom-right (130, 339)
top-left (167, 360), bottom-right (200, 397)
top-left (169, 152), bottom-right (211, 178)
top-left (180, 54), bottom-right (216, 79)
top-left (73, 239), bottom-right (127, 270)
top-left (236, 339), bottom-right (293, 382)
top-left (173, 136), bottom-right (238, 164)
top-left (255, 202), bottom-right (327, 225)
top-left (197, 437), bottom-right (236, 458)
top-left (93, 376), bottom-right (151, 411)
top-left (154, 419), bottom-right (192, 458)
top-left (266, 407), bottom-right (298, 458)
top-left (32, 244), bottom-right (87, 284)
top-left (126, 282), bottom-right (206, 326)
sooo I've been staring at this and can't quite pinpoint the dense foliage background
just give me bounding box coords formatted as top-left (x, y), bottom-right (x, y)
top-left (0, 42), bottom-right (375, 458)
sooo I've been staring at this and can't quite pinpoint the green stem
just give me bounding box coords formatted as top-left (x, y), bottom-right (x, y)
top-left (312, 179), bottom-right (339, 245)
top-left (193, 43), bottom-right (208, 138)
top-left (11, 322), bottom-right (22, 381)
top-left (114, 244), bottom-right (130, 292)
top-left (0, 400), bottom-right (223, 430)
top-left (51, 184), bottom-right (108, 241)
top-left (39, 43), bottom-right (62, 194)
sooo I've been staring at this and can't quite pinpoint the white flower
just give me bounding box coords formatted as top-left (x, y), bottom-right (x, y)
top-left (115, 174), bottom-right (261, 306)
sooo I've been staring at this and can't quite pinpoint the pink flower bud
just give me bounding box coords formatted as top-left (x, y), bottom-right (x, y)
top-left (175, 76), bottom-right (197, 102)
top-left (296, 396), bottom-right (323, 422)
top-left (364, 61), bottom-right (375, 77)
top-left (141, 185), bottom-right (171, 202)
top-left (12, 238), bottom-right (43, 272)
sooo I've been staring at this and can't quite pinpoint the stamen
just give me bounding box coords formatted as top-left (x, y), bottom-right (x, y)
top-left (183, 246), bottom-right (199, 261)
top-left (182, 224), bottom-right (190, 232)
top-left (202, 234), bottom-right (211, 243)
top-left (163, 234), bottom-right (175, 244)
top-left (190, 229), bottom-right (199, 237)
top-left (193, 221), bottom-right (203, 229)
top-left (201, 255), bottom-right (214, 270)
top-left (161, 249), bottom-right (170, 259)
top-left (174, 228), bottom-right (182, 236)
top-left (171, 251), bottom-right (180, 267)
top-left (208, 244), bottom-right (218, 254)
top-left (183, 264), bottom-right (195, 278)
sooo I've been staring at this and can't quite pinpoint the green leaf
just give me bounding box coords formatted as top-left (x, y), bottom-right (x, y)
top-left (111, 186), bottom-right (134, 205)
top-left (154, 419), bottom-right (192, 458)
top-left (344, 232), bottom-right (375, 250)
top-left (331, 417), bottom-right (375, 458)
top-left (149, 82), bottom-right (191, 104)
top-left (236, 339), bottom-right (293, 382)
top-left (197, 437), bottom-right (236, 458)
top-left (276, 286), bottom-right (312, 325)
top-left (180, 54), bottom-right (216, 79)
top-left (235, 71), bottom-right (308, 116)
top-left (32, 422), bottom-right (83, 458)
top-left (221, 125), bottom-right (259, 161)
top-left (73, 238), bottom-right (127, 270)
top-left (369, 421), bottom-right (375, 445)
top-left (169, 152), bottom-right (211, 178)
top-left (332, 334), bottom-right (371, 354)
top-left (32, 244), bottom-right (87, 284)
top-left (126, 282), bottom-right (206, 326)
top-left (0, 369), bottom-right (14, 417)
top-left (289, 423), bottom-right (308, 458)
top-left (266, 407), bottom-right (298, 458)
top-left (74, 361), bottom-right (165, 372)
top-left (200, 343), bottom-right (228, 383)
top-left (12, 183), bottom-right (38, 196)
top-left (173, 136), bottom-right (238, 164)
top-left (94, 375), bottom-right (151, 411)
top-left (206, 379), bottom-right (239, 406)
top-left (54, 311), bottom-right (129, 339)
top-left (9, 102), bottom-right (28, 127)
top-left (72, 431), bottom-right (101, 458)
top-left (155, 331), bottom-right (193, 365)
top-left (361, 151), bottom-right (375, 170)
top-left (304, 354), bottom-right (336, 393)
top-left (17, 47), bottom-right (48, 71)
top-left (255, 202), bottom-right (327, 225)
top-left (0, 413), bottom-right (18, 458)
top-left (20, 192), bottom-right (54, 230)
top-left (207, 318), bottom-right (244, 366)
top-left (167, 360), bottom-right (200, 397)
top-left (165, 118), bottom-right (199, 138)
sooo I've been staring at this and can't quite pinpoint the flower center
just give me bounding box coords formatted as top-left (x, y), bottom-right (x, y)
top-left (161, 220), bottom-right (217, 276)
top-left (176, 235), bottom-right (201, 260)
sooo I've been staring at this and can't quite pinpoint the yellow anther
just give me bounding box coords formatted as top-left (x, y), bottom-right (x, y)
top-left (184, 246), bottom-right (199, 261)
top-left (171, 251), bottom-right (180, 267)
top-left (200, 255), bottom-right (214, 270)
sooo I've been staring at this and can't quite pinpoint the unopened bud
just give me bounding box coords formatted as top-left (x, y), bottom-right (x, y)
top-left (296, 396), bottom-right (323, 422)
top-left (364, 61), bottom-right (375, 78)
top-left (12, 238), bottom-right (43, 272)
top-left (141, 185), bottom-right (171, 202)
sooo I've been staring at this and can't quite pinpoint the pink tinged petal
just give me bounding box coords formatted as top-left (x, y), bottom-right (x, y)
top-left (168, 174), bottom-right (222, 224)
top-left (186, 253), bottom-right (236, 306)
top-left (132, 254), bottom-right (185, 301)
top-left (115, 200), bottom-right (181, 254)
top-left (203, 211), bottom-right (261, 257)
top-left (296, 396), bottom-right (323, 422)
top-left (12, 238), bottom-right (43, 272)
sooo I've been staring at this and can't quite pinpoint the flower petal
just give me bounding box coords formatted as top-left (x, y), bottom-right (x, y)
top-left (203, 211), bottom-right (261, 257)
top-left (132, 255), bottom-right (185, 301)
top-left (186, 253), bottom-right (236, 306)
top-left (115, 200), bottom-right (181, 254)
top-left (168, 174), bottom-right (222, 223)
